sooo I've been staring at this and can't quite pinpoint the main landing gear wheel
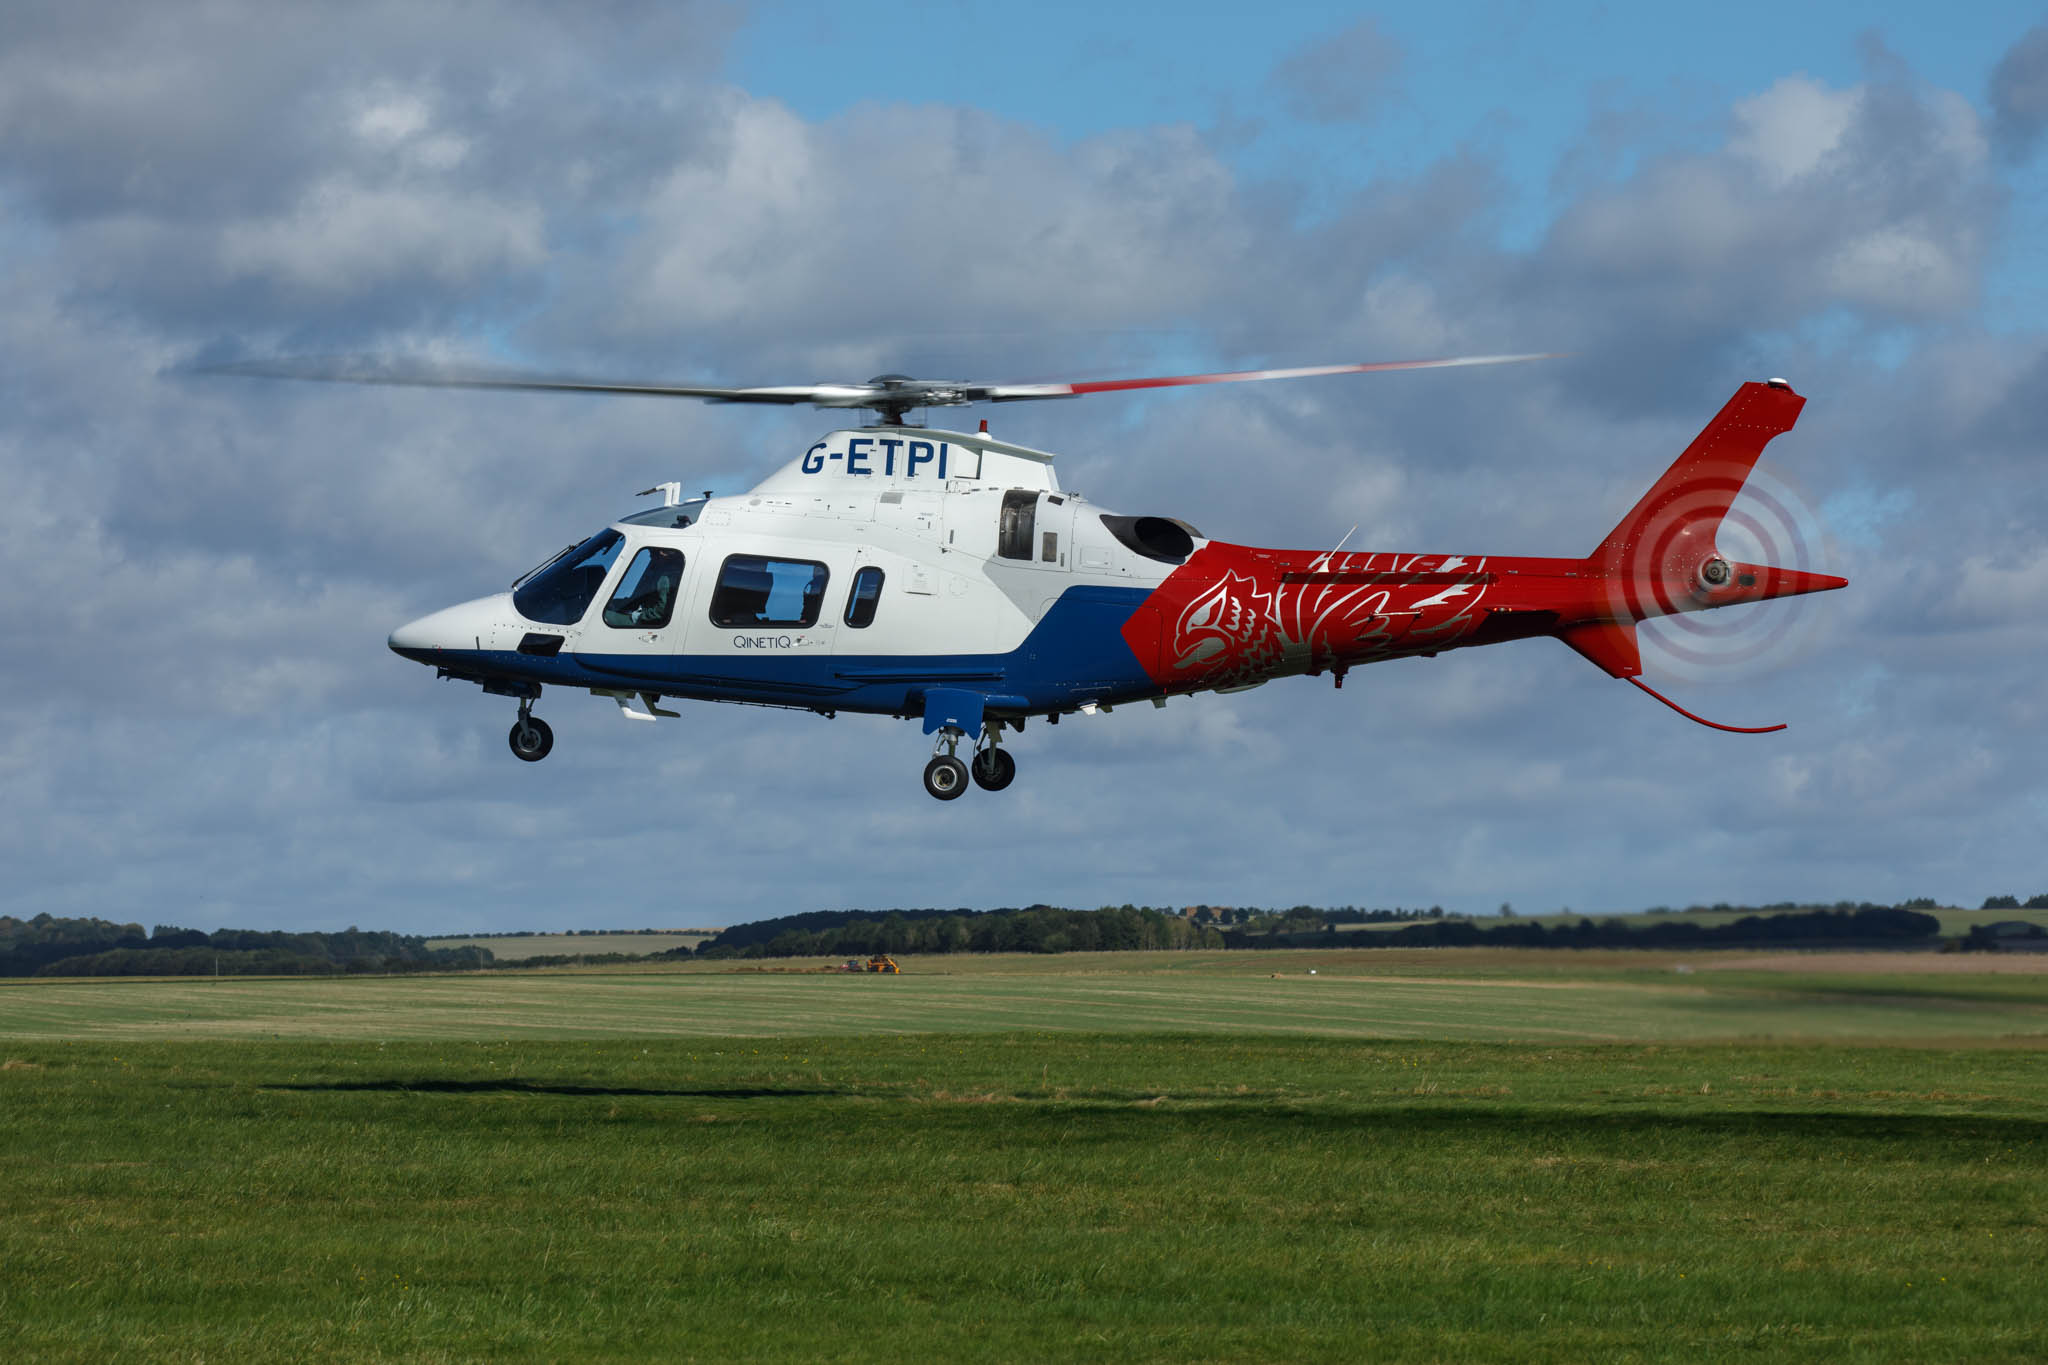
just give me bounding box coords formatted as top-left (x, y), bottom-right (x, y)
top-left (971, 746), bottom-right (1016, 792)
top-left (509, 716), bottom-right (554, 762)
top-left (923, 755), bottom-right (969, 800)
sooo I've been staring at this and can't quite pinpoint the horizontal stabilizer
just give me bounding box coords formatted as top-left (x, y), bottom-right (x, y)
top-left (1559, 620), bottom-right (1641, 678)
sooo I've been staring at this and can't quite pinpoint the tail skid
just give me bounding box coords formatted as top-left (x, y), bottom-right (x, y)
top-left (1623, 675), bottom-right (1786, 735)
top-left (1559, 617), bottom-right (1786, 732)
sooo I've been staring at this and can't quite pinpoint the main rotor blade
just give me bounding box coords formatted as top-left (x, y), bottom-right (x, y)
top-left (977, 353), bottom-right (1557, 402)
top-left (197, 358), bottom-right (829, 406)
top-left (195, 350), bottom-right (1557, 416)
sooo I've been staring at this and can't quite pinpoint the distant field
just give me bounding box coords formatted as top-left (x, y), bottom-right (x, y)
top-left (7, 949), bottom-right (2046, 1361)
top-left (1927, 906), bottom-right (2048, 936)
top-left (424, 930), bottom-right (715, 959)
top-left (6, 947), bottom-right (2048, 1043)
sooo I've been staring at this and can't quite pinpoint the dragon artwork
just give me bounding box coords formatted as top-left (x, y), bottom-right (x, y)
top-left (1127, 544), bottom-right (1497, 692)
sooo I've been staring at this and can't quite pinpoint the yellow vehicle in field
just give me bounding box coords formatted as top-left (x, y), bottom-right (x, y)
top-left (865, 954), bottom-right (900, 974)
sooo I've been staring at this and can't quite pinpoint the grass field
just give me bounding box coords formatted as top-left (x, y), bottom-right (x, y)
top-left (7, 948), bottom-right (2048, 1044)
top-left (5, 950), bottom-right (2046, 1361)
top-left (422, 930), bottom-right (715, 959)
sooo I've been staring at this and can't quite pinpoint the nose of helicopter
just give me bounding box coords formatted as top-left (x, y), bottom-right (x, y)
top-left (388, 595), bottom-right (507, 665)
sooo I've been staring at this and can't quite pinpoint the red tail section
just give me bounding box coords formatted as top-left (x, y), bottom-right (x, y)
top-left (1591, 380), bottom-right (1812, 621)
top-left (1560, 380), bottom-right (1845, 733)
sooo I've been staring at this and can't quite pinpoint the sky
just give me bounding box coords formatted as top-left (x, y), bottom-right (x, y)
top-left (3, 1), bottom-right (2046, 933)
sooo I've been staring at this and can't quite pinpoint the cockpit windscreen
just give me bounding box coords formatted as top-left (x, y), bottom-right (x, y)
top-left (512, 529), bottom-right (624, 624)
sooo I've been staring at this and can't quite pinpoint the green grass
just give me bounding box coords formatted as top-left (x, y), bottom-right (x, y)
top-left (6, 948), bottom-right (2048, 1044)
top-left (4, 1036), bottom-right (2044, 1362)
top-left (5, 952), bottom-right (2047, 1361)
top-left (423, 931), bottom-right (714, 960)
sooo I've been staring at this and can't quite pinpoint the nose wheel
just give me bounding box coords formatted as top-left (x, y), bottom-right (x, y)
top-left (922, 754), bottom-right (968, 800)
top-left (509, 699), bottom-right (554, 762)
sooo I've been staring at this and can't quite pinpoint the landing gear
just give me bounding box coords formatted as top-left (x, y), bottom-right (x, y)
top-left (923, 754), bottom-right (969, 800)
top-left (509, 698), bottom-right (553, 762)
top-left (922, 720), bottom-right (1017, 799)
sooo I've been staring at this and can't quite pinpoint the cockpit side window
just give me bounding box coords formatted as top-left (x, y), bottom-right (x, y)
top-left (602, 547), bottom-right (686, 629)
top-left (512, 529), bottom-right (624, 625)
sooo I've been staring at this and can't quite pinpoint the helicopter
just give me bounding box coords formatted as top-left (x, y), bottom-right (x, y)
top-left (217, 354), bottom-right (1847, 799)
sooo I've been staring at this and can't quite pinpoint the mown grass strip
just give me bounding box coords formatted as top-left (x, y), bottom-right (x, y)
top-left (6, 954), bottom-right (2048, 1044)
top-left (2, 1036), bottom-right (2044, 1362)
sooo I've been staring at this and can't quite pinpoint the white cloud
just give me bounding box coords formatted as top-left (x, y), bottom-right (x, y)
top-left (352, 88), bottom-right (434, 144)
top-left (219, 178), bottom-right (546, 295)
top-left (1950, 548), bottom-right (2048, 622)
top-left (1729, 76), bottom-right (1859, 187)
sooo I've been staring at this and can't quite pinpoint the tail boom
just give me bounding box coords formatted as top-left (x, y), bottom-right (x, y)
top-left (1114, 380), bottom-right (1844, 735)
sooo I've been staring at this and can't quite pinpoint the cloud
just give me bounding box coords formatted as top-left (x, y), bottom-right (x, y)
top-left (1727, 77), bottom-right (1861, 187)
top-left (563, 99), bottom-right (1261, 362)
top-left (0, 0), bottom-right (740, 333)
top-left (1990, 23), bottom-right (2048, 160)
top-left (1267, 19), bottom-right (1403, 127)
top-left (1533, 70), bottom-right (1992, 355)
top-left (0, 9), bottom-right (2044, 928)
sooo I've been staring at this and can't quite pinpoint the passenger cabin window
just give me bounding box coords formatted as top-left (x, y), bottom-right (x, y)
top-left (844, 566), bottom-right (885, 627)
top-left (512, 529), bottom-right (624, 625)
top-left (710, 554), bottom-right (829, 628)
top-left (997, 489), bottom-right (1038, 560)
top-left (603, 547), bottom-right (685, 628)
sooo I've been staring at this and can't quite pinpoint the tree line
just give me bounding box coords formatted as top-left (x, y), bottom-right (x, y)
top-left (0, 915), bottom-right (493, 977)
top-left (688, 902), bottom-right (1949, 960)
top-left (1222, 904), bottom-right (1942, 951)
top-left (690, 905), bottom-right (1224, 959)
top-left (4, 898), bottom-right (2006, 976)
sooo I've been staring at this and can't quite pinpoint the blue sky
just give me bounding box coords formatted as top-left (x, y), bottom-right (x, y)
top-left (2, 2), bottom-right (2045, 932)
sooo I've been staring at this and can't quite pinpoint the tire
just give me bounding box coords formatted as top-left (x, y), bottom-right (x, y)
top-left (922, 755), bottom-right (969, 800)
top-left (509, 716), bottom-right (555, 762)
top-left (970, 747), bottom-right (1017, 792)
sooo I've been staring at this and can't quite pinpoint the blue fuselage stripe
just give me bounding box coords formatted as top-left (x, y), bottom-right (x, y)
top-left (411, 585), bottom-right (1157, 715)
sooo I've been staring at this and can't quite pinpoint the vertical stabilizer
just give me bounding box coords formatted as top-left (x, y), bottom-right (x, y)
top-left (1591, 380), bottom-right (1808, 621)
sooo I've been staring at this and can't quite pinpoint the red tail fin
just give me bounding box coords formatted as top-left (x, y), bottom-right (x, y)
top-left (1592, 380), bottom-right (1805, 571)
top-left (1590, 381), bottom-right (1835, 622)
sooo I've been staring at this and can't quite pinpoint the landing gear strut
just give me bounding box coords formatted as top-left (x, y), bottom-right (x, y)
top-left (509, 697), bottom-right (554, 762)
top-left (922, 721), bottom-right (1017, 799)
top-left (971, 732), bottom-right (1016, 791)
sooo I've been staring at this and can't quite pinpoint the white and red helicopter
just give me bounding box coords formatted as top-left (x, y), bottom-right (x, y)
top-left (221, 355), bottom-right (1845, 799)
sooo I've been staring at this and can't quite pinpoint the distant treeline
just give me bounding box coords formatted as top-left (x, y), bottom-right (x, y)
top-left (1223, 905), bottom-right (1942, 951)
top-left (691, 905), bottom-right (1223, 959)
top-left (0, 902), bottom-right (1977, 977)
top-left (689, 903), bottom-right (1946, 960)
top-left (1, 915), bottom-right (494, 977)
